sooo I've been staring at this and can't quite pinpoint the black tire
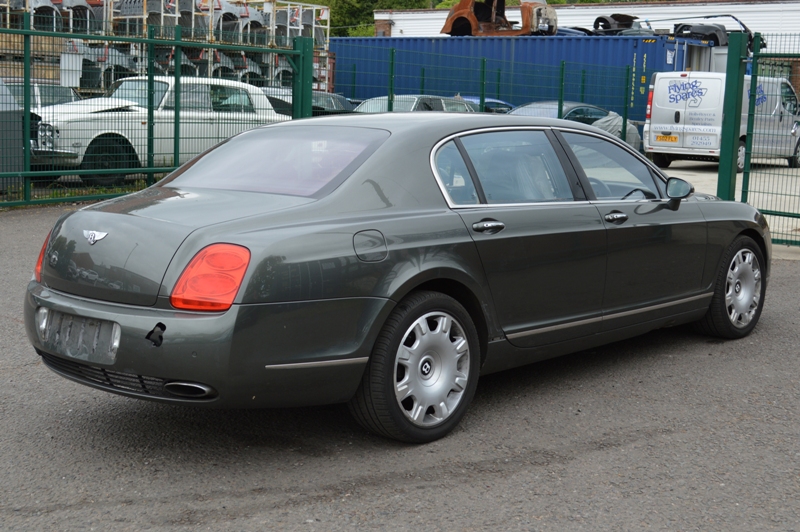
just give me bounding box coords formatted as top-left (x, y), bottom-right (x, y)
top-left (695, 235), bottom-right (766, 339)
top-left (788, 141), bottom-right (800, 169)
top-left (651, 153), bottom-right (671, 168)
top-left (81, 137), bottom-right (136, 187)
top-left (348, 291), bottom-right (481, 443)
top-left (736, 139), bottom-right (746, 173)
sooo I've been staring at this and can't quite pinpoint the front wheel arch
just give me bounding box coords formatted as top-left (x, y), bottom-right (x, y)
top-left (81, 134), bottom-right (141, 186)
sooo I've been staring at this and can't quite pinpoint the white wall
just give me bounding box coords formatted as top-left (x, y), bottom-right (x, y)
top-left (375, 1), bottom-right (800, 38)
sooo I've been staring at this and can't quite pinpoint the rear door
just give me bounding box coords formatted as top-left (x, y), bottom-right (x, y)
top-left (648, 72), bottom-right (723, 151)
top-left (211, 83), bottom-right (263, 144)
top-left (158, 82), bottom-right (216, 165)
top-left (436, 129), bottom-right (607, 347)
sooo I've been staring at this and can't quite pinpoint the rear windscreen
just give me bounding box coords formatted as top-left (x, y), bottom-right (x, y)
top-left (159, 125), bottom-right (389, 198)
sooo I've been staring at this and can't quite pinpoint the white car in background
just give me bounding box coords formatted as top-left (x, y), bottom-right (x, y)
top-left (34, 76), bottom-right (288, 185)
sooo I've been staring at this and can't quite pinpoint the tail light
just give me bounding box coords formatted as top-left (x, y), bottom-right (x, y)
top-left (645, 87), bottom-right (654, 120)
top-left (170, 244), bottom-right (251, 311)
top-left (35, 231), bottom-right (51, 283)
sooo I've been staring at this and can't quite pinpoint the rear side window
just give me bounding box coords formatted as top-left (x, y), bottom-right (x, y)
top-left (434, 141), bottom-right (478, 205)
top-left (160, 126), bottom-right (389, 198)
top-left (460, 130), bottom-right (574, 204)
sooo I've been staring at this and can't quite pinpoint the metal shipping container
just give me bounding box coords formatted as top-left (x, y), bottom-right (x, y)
top-left (330, 35), bottom-right (713, 121)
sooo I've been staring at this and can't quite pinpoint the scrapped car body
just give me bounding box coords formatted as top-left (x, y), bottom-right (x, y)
top-left (261, 86), bottom-right (355, 117)
top-left (442, 0), bottom-right (557, 37)
top-left (462, 96), bottom-right (514, 113)
top-left (354, 95), bottom-right (477, 113)
top-left (33, 76), bottom-right (288, 185)
top-left (510, 100), bottom-right (641, 149)
top-left (26, 113), bottom-right (770, 443)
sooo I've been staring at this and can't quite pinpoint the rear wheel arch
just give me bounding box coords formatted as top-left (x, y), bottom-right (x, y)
top-left (412, 278), bottom-right (489, 367)
top-left (389, 275), bottom-right (491, 367)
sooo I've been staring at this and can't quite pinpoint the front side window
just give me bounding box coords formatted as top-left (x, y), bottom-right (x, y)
top-left (107, 80), bottom-right (169, 107)
top-left (163, 84), bottom-right (212, 111)
top-left (210, 86), bottom-right (255, 113)
top-left (460, 130), bottom-right (574, 204)
top-left (560, 132), bottom-right (659, 200)
top-left (781, 82), bottom-right (798, 115)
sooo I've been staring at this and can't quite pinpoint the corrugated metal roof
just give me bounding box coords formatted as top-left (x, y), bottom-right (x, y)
top-left (375, 1), bottom-right (800, 37)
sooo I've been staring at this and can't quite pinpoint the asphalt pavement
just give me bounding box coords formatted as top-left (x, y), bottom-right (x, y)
top-left (1, 204), bottom-right (799, 531)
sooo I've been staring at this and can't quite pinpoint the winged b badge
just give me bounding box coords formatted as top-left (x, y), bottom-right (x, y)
top-left (83, 230), bottom-right (108, 245)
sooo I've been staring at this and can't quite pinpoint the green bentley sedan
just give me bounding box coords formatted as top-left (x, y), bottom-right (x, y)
top-left (25, 113), bottom-right (770, 443)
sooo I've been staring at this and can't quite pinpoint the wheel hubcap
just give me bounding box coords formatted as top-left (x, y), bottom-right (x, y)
top-left (738, 145), bottom-right (746, 170)
top-left (725, 248), bottom-right (761, 328)
top-left (394, 311), bottom-right (470, 428)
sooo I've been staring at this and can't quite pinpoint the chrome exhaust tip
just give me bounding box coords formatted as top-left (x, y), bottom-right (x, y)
top-left (164, 381), bottom-right (217, 399)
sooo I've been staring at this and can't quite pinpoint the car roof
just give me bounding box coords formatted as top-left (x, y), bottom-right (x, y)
top-left (261, 111), bottom-right (614, 139)
top-left (515, 100), bottom-right (606, 112)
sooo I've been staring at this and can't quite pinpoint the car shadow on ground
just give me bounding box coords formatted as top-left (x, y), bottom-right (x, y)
top-left (43, 323), bottom-right (715, 458)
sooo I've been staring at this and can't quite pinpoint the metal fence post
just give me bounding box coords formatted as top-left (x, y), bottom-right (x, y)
top-left (350, 64), bottom-right (356, 100)
top-left (147, 25), bottom-right (156, 184)
top-left (621, 65), bottom-right (630, 143)
top-left (173, 25), bottom-right (182, 170)
top-left (718, 32), bottom-right (749, 200)
top-left (291, 37), bottom-right (313, 119)
top-left (22, 12), bottom-right (31, 202)
top-left (420, 67), bottom-right (425, 95)
top-left (479, 58), bottom-right (486, 112)
top-left (580, 70), bottom-right (586, 103)
top-left (558, 61), bottom-right (565, 119)
top-left (741, 33), bottom-right (762, 205)
top-left (388, 48), bottom-right (396, 112)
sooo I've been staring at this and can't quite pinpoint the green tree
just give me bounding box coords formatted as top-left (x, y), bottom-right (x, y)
top-left (329, 0), bottom-right (428, 37)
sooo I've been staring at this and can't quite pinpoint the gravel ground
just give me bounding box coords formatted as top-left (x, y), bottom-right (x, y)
top-left (1, 204), bottom-right (798, 531)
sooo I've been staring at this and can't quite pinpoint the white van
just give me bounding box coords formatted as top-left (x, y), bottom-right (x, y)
top-left (643, 71), bottom-right (800, 172)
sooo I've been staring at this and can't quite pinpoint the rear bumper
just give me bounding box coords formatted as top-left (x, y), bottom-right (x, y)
top-left (643, 144), bottom-right (721, 158)
top-left (25, 282), bottom-right (394, 408)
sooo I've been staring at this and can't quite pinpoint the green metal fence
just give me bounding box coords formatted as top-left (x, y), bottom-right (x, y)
top-left (2, 24), bottom-right (638, 209)
top-left (741, 33), bottom-right (800, 246)
top-left (0, 15), bottom-right (314, 207)
top-left (334, 41), bottom-right (636, 138)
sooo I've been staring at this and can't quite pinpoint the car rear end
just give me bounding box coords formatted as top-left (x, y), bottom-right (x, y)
top-left (644, 72), bottom-right (725, 162)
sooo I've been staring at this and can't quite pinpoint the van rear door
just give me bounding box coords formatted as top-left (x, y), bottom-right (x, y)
top-left (649, 72), bottom-right (724, 151)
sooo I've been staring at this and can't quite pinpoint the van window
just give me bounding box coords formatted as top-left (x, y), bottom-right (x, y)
top-left (781, 83), bottom-right (798, 115)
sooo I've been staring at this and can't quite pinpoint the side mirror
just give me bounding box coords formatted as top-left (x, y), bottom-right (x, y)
top-left (666, 177), bottom-right (694, 210)
top-left (792, 121), bottom-right (799, 137)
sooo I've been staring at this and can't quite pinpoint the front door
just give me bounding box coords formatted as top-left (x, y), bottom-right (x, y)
top-left (557, 131), bottom-right (708, 330)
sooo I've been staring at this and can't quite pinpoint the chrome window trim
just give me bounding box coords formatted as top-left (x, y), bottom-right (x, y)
top-left (430, 125), bottom-right (669, 209)
top-left (264, 357), bottom-right (369, 370)
top-left (506, 293), bottom-right (712, 340)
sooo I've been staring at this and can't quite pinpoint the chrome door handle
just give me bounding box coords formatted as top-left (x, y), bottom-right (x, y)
top-left (604, 212), bottom-right (628, 223)
top-left (472, 220), bottom-right (505, 234)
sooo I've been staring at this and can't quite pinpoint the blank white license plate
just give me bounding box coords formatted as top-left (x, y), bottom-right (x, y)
top-left (40, 310), bottom-right (120, 365)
